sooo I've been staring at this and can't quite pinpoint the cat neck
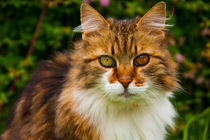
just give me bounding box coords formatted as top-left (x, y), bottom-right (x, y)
top-left (66, 88), bottom-right (176, 140)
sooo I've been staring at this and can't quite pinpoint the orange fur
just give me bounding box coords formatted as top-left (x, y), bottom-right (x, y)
top-left (1, 2), bottom-right (179, 140)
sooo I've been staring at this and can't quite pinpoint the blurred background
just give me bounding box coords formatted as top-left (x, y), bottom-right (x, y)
top-left (0, 0), bottom-right (209, 139)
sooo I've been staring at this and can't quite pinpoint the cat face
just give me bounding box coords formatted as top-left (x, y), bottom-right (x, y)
top-left (73, 3), bottom-right (179, 102)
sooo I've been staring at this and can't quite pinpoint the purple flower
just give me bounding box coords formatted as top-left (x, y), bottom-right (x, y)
top-left (176, 53), bottom-right (184, 63)
top-left (100, 0), bottom-right (110, 7)
top-left (196, 76), bottom-right (204, 85)
top-left (84, 0), bottom-right (90, 4)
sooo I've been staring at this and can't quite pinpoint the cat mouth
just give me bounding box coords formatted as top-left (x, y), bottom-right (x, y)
top-left (119, 89), bottom-right (133, 98)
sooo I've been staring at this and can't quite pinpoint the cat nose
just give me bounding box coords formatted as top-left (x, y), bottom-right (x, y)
top-left (118, 76), bottom-right (132, 88)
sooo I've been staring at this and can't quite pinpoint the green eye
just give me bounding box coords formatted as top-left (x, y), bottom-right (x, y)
top-left (134, 54), bottom-right (150, 66)
top-left (99, 55), bottom-right (116, 68)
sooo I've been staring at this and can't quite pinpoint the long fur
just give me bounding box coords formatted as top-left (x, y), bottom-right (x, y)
top-left (1, 2), bottom-right (179, 140)
top-left (69, 71), bottom-right (176, 140)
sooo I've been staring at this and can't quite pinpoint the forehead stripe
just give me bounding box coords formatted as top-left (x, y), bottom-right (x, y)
top-left (123, 37), bottom-right (127, 53)
top-left (115, 36), bottom-right (121, 52)
top-left (111, 45), bottom-right (115, 55)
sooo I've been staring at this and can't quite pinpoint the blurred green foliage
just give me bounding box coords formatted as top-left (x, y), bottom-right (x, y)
top-left (0, 0), bottom-right (209, 139)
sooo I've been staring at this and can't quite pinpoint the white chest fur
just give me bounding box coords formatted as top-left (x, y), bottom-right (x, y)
top-left (70, 88), bottom-right (176, 140)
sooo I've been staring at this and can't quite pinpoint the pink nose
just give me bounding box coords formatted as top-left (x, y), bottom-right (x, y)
top-left (118, 77), bottom-right (132, 88)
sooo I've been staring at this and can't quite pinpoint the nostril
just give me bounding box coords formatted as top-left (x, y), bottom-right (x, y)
top-left (120, 80), bottom-right (131, 88)
top-left (118, 77), bottom-right (132, 88)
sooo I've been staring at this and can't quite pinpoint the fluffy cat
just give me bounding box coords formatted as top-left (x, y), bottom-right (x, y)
top-left (0, 1), bottom-right (179, 140)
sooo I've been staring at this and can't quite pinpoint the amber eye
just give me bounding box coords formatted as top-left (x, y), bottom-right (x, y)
top-left (134, 54), bottom-right (150, 66)
top-left (99, 55), bottom-right (116, 68)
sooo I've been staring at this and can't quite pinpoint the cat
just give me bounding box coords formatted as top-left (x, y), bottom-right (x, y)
top-left (0, 1), bottom-right (179, 140)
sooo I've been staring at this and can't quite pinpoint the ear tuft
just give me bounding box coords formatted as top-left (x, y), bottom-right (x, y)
top-left (73, 3), bottom-right (109, 33)
top-left (136, 1), bottom-right (172, 31)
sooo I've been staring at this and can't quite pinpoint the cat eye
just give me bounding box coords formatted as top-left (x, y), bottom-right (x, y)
top-left (99, 55), bottom-right (116, 68)
top-left (134, 54), bottom-right (150, 66)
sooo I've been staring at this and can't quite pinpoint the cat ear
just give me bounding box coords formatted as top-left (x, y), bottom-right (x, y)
top-left (135, 2), bottom-right (168, 32)
top-left (74, 3), bottom-right (110, 33)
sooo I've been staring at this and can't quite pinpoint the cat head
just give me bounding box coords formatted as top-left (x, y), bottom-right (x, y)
top-left (72, 2), bottom-right (179, 103)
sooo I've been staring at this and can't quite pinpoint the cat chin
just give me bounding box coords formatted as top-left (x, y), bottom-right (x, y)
top-left (98, 83), bottom-right (148, 104)
top-left (100, 87), bottom-right (166, 105)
